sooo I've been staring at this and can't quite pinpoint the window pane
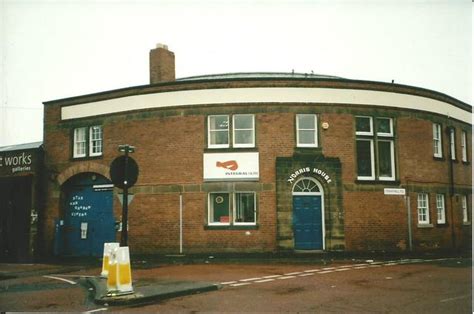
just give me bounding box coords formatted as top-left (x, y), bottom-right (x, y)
top-left (234, 115), bottom-right (253, 129)
top-left (376, 118), bottom-right (391, 135)
top-left (210, 130), bottom-right (229, 145)
top-left (235, 193), bottom-right (255, 224)
top-left (297, 115), bottom-right (315, 129)
top-left (378, 141), bottom-right (393, 178)
top-left (298, 130), bottom-right (316, 145)
top-left (210, 193), bottom-right (230, 224)
top-left (209, 115), bottom-right (229, 130)
top-left (234, 130), bottom-right (253, 145)
top-left (356, 116), bottom-right (372, 133)
top-left (74, 127), bottom-right (86, 157)
top-left (90, 126), bottom-right (102, 155)
top-left (356, 140), bottom-right (373, 177)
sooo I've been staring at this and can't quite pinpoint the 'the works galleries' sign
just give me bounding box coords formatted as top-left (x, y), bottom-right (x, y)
top-left (0, 150), bottom-right (37, 176)
top-left (203, 152), bottom-right (259, 181)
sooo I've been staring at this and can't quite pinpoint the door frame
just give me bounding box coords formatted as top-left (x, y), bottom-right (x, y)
top-left (292, 177), bottom-right (325, 250)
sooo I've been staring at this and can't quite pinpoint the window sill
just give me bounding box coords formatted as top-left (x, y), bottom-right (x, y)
top-left (462, 161), bottom-right (470, 165)
top-left (463, 222), bottom-right (471, 226)
top-left (204, 148), bottom-right (258, 153)
top-left (355, 180), bottom-right (400, 185)
top-left (417, 223), bottom-right (433, 228)
top-left (433, 156), bottom-right (445, 161)
top-left (436, 222), bottom-right (447, 227)
top-left (71, 155), bottom-right (103, 161)
top-left (205, 224), bottom-right (259, 230)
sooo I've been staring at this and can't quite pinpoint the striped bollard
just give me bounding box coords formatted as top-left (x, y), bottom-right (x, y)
top-left (101, 242), bottom-right (120, 278)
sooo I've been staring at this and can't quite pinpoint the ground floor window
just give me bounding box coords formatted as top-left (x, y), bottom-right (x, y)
top-left (436, 194), bottom-right (446, 224)
top-left (208, 192), bottom-right (256, 226)
top-left (417, 193), bottom-right (430, 225)
top-left (462, 195), bottom-right (469, 223)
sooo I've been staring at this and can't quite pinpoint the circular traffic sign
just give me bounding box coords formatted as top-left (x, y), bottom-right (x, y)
top-left (110, 156), bottom-right (139, 189)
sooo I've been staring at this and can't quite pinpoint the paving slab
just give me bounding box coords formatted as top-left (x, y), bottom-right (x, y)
top-left (86, 277), bottom-right (220, 306)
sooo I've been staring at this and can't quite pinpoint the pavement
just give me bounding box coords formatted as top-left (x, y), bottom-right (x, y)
top-left (1, 249), bottom-right (471, 307)
top-left (86, 276), bottom-right (219, 306)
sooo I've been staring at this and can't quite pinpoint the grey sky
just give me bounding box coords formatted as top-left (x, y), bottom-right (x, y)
top-left (0, 0), bottom-right (472, 146)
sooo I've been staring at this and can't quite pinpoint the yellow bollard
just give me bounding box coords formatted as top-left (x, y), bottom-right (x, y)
top-left (101, 242), bottom-right (119, 277)
top-left (106, 247), bottom-right (119, 292)
top-left (116, 246), bottom-right (133, 294)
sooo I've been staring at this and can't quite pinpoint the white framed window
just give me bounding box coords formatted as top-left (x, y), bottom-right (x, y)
top-left (89, 126), bottom-right (103, 157)
top-left (461, 130), bottom-right (468, 162)
top-left (436, 194), bottom-right (446, 224)
top-left (462, 195), bottom-right (469, 223)
top-left (296, 114), bottom-right (318, 147)
top-left (233, 114), bottom-right (255, 148)
top-left (417, 193), bottom-right (430, 224)
top-left (208, 193), bottom-right (231, 225)
top-left (233, 192), bottom-right (256, 225)
top-left (208, 192), bottom-right (257, 226)
top-left (73, 127), bottom-right (87, 158)
top-left (356, 116), bottom-right (395, 181)
top-left (355, 116), bottom-right (373, 136)
top-left (449, 128), bottom-right (456, 160)
top-left (433, 123), bottom-right (442, 158)
top-left (208, 115), bottom-right (230, 148)
top-left (356, 139), bottom-right (375, 180)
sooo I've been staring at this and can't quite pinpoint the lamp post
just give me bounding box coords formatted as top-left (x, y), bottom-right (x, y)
top-left (118, 144), bottom-right (135, 246)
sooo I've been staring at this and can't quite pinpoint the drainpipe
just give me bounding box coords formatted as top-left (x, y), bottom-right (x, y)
top-left (446, 126), bottom-right (456, 249)
top-left (179, 192), bottom-right (183, 254)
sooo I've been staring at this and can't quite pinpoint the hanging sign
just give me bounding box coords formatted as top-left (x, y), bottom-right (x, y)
top-left (204, 152), bottom-right (259, 181)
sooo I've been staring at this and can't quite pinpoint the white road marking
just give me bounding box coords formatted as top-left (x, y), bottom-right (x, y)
top-left (43, 275), bottom-right (77, 285)
top-left (303, 269), bottom-right (321, 273)
top-left (284, 272), bottom-right (303, 276)
top-left (240, 277), bottom-right (262, 282)
top-left (84, 308), bottom-right (108, 313)
top-left (322, 267), bottom-right (335, 270)
top-left (230, 282), bottom-right (251, 287)
top-left (336, 265), bottom-right (353, 268)
top-left (318, 270), bottom-right (334, 274)
top-left (440, 294), bottom-right (470, 303)
top-left (353, 263), bottom-right (368, 266)
top-left (277, 276), bottom-right (296, 280)
top-left (335, 268), bottom-right (350, 272)
top-left (298, 273), bottom-right (316, 277)
top-left (221, 281), bottom-right (238, 285)
top-left (255, 279), bottom-right (276, 283)
top-left (262, 275), bottom-right (282, 279)
top-left (384, 263), bottom-right (398, 266)
top-left (354, 266), bottom-right (368, 269)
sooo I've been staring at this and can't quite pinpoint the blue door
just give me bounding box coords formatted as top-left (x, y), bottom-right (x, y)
top-left (293, 195), bottom-right (323, 250)
top-left (63, 173), bottom-right (115, 256)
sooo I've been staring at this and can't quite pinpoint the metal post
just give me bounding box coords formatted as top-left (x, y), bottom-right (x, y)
top-left (406, 195), bottom-right (413, 251)
top-left (121, 146), bottom-right (129, 247)
top-left (179, 194), bottom-right (183, 254)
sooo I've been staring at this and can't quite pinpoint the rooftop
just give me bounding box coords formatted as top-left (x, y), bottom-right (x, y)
top-left (176, 72), bottom-right (344, 82)
top-left (0, 141), bottom-right (43, 152)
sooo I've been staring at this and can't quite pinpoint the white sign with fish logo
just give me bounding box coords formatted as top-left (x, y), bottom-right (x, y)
top-left (203, 152), bottom-right (259, 181)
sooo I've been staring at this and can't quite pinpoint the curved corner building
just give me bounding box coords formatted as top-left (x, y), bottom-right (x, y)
top-left (42, 45), bottom-right (472, 256)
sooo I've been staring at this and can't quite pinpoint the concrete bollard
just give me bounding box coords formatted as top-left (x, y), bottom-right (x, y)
top-left (101, 242), bottom-right (120, 277)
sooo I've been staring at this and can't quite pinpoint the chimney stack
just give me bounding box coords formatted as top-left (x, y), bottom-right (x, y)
top-left (149, 43), bottom-right (175, 84)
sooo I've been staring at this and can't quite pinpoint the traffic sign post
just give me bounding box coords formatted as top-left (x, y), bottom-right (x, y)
top-left (110, 145), bottom-right (138, 247)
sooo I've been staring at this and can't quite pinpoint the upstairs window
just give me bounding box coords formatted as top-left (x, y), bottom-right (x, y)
top-left (433, 123), bottom-right (443, 158)
top-left (449, 128), bottom-right (456, 160)
top-left (208, 114), bottom-right (255, 149)
top-left (461, 130), bottom-right (468, 162)
top-left (73, 125), bottom-right (103, 159)
top-left (462, 195), bottom-right (469, 224)
top-left (355, 116), bottom-right (395, 181)
top-left (296, 114), bottom-right (318, 147)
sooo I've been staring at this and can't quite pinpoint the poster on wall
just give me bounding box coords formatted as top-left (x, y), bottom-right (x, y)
top-left (203, 152), bottom-right (259, 181)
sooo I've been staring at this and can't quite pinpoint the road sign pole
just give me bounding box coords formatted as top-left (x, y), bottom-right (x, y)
top-left (121, 146), bottom-right (130, 246)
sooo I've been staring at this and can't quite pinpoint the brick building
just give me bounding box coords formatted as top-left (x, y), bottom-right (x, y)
top-left (41, 45), bottom-right (472, 256)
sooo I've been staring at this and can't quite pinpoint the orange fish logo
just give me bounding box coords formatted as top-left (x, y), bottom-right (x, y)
top-left (216, 160), bottom-right (238, 171)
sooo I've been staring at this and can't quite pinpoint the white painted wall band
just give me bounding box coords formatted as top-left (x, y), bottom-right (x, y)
top-left (60, 87), bottom-right (471, 124)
